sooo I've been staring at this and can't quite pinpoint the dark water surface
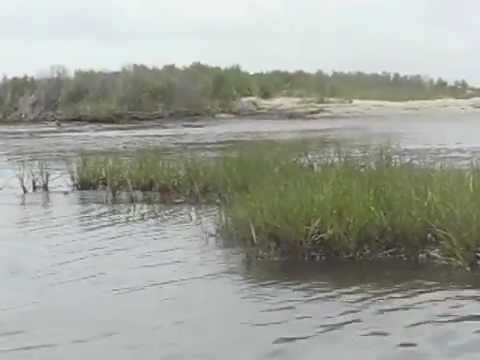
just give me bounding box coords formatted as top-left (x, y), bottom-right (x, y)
top-left (2, 113), bottom-right (480, 359)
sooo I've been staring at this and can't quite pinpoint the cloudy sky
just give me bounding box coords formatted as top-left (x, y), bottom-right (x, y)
top-left (1, 0), bottom-right (478, 83)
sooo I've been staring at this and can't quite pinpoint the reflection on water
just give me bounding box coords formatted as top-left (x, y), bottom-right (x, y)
top-left (1, 114), bottom-right (480, 359)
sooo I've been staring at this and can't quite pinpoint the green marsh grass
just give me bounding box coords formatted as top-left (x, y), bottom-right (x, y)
top-left (71, 144), bottom-right (480, 269)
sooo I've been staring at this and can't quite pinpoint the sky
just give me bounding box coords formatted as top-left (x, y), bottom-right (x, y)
top-left (1, 0), bottom-right (478, 83)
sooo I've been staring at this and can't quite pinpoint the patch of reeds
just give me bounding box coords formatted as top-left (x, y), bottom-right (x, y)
top-left (71, 144), bottom-right (480, 269)
top-left (71, 143), bottom-right (301, 202)
top-left (16, 160), bottom-right (51, 194)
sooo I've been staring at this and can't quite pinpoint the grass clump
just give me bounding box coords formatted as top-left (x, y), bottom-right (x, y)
top-left (71, 143), bottom-right (301, 201)
top-left (16, 160), bottom-right (51, 194)
top-left (71, 144), bottom-right (480, 269)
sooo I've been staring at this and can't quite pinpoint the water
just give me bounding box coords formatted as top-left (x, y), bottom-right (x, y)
top-left (2, 112), bottom-right (480, 359)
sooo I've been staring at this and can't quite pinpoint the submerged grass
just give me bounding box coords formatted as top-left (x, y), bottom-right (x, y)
top-left (16, 160), bottom-right (51, 194)
top-left (71, 144), bottom-right (480, 269)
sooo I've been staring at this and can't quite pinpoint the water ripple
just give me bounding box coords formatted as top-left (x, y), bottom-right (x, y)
top-left (0, 344), bottom-right (59, 353)
top-left (5, 119), bottom-right (480, 359)
top-left (71, 332), bottom-right (117, 345)
top-left (0, 330), bottom-right (26, 338)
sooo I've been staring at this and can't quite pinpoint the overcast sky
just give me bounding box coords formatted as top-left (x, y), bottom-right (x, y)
top-left (1, 0), bottom-right (478, 83)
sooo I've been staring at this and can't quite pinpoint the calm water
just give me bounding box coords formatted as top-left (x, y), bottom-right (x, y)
top-left (2, 112), bottom-right (480, 359)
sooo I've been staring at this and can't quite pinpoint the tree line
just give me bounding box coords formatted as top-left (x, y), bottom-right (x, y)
top-left (0, 63), bottom-right (476, 119)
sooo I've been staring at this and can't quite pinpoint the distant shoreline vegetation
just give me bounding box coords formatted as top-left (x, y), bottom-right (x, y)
top-left (0, 63), bottom-right (478, 121)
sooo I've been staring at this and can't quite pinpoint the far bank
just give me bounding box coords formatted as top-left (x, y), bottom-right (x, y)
top-left (1, 63), bottom-right (478, 124)
top-left (2, 96), bottom-right (480, 126)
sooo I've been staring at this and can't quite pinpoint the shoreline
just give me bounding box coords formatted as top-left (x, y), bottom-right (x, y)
top-left (2, 96), bottom-right (480, 126)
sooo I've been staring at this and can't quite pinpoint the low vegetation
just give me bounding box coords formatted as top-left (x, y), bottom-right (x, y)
top-left (70, 144), bottom-right (480, 269)
top-left (1, 63), bottom-right (477, 121)
top-left (16, 160), bottom-right (51, 194)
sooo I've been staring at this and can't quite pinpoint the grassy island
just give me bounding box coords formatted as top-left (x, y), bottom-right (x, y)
top-left (70, 144), bottom-right (480, 270)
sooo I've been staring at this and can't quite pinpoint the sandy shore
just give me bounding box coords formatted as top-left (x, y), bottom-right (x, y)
top-left (2, 96), bottom-right (480, 125)
top-left (231, 96), bottom-right (480, 120)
